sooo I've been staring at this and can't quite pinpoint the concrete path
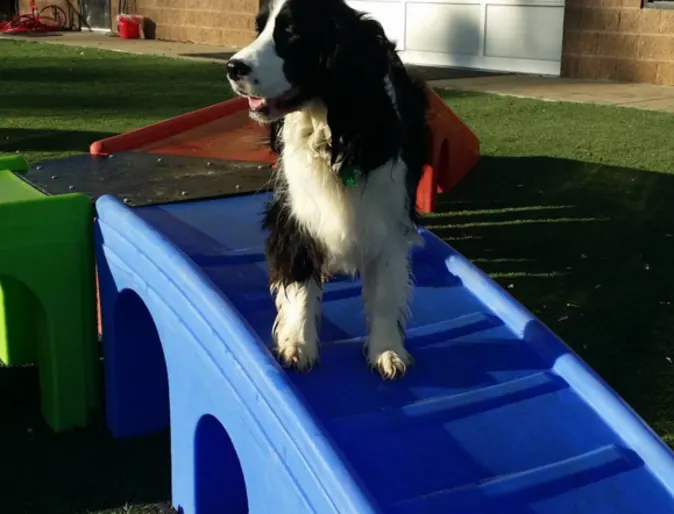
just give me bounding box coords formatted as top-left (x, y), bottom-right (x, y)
top-left (4, 31), bottom-right (674, 113)
top-left (0, 31), bottom-right (237, 61)
top-left (429, 75), bottom-right (674, 113)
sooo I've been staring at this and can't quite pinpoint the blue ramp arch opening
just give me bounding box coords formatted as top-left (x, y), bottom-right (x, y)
top-left (194, 414), bottom-right (249, 514)
top-left (112, 289), bottom-right (170, 435)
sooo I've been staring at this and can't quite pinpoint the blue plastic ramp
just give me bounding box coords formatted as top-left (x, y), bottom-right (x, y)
top-left (95, 192), bottom-right (674, 514)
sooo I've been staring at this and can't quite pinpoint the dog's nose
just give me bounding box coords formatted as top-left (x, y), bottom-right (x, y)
top-left (227, 59), bottom-right (252, 81)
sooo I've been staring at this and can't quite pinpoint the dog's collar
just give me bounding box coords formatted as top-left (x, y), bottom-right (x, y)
top-left (341, 166), bottom-right (362, 187)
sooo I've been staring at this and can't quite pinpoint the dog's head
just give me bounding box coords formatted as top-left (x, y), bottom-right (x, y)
top-left (226, 0), bottom-right (395, 124)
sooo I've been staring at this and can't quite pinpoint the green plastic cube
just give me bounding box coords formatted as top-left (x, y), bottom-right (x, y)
top-left (0, 157), bottom-right (99, 432)
top-left (0, 155), bottom-right (28, 174)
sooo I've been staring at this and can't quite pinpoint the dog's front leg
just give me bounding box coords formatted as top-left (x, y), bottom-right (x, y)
top-left (271, 278), bottom-right (322, 371)
top-left (362, 246), bottom-right (413, 379)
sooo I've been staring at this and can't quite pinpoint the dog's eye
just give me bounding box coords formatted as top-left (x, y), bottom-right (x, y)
top-left (274, 20), bottom-right (299, 51)
top-left (281, 23), bottom-right (298, 43)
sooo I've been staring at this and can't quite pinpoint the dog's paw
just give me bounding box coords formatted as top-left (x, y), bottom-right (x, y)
top-left (275, 339), bottom-right (319, 372)
top-left (367, 346), bottom-right (413, 380)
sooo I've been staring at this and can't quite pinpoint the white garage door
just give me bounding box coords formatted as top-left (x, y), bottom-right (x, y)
top-left (346, 0), bottom-right (565, 76)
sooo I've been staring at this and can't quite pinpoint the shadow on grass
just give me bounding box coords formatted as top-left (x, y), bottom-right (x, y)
top-left (424, 155), bottom-right (674, 443)
top-left (0, 40), bottom-right (230, 117)
top-left (0, 128), bottom-right (117, 153)
top-left (0, 363), bottom-right (170, 514)
top-left (181, 51), bottom-right (235, 61)
top-left (0, 62), bottom-right (115, 84)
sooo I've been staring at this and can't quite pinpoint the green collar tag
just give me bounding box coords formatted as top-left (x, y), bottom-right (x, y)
top-left (342, 166), bottom-right (362, 187)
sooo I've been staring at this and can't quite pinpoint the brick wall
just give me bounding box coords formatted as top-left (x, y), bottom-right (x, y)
top-left (21, 0), bottom-right (259, 48)
top-left (562, 2), bottom-right (674, 85)
top-left (128, 0), bottom-right (259, 47)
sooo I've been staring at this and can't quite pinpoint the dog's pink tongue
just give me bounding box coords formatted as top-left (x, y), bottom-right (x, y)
top-left (248, 96), bottom-right (266, 110)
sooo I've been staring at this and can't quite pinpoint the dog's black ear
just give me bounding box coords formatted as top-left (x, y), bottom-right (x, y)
top-left (321, 10), bottom-right (402, 176)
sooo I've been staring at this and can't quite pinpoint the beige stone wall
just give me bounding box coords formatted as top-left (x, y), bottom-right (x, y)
top-left (20, 0), bottom-right (259, 48)
top-left (562, 2), bottom-right (674, 85)
top-left (131, 0), bottom-right (259, 47)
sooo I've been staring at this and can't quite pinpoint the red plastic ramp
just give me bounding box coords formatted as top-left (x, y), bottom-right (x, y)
top-left (90, 97), bottom-right (276, 164)
top-left (419, 88), bottom-right (480, 213)
top-left (90, 89), bottom-right (479, 212)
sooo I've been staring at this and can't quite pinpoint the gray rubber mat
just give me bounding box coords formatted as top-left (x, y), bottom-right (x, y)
top-left (22, 152), bottom-right (273, 207)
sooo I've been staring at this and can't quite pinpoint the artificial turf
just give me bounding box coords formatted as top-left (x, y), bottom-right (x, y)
top-left (2, 38), bottom-right (674, 514)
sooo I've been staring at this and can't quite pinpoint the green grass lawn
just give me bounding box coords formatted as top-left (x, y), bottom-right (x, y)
top-left (2, 39), bottom-right (674, 514)
top-left (0, 39), bottom-right (232, 165)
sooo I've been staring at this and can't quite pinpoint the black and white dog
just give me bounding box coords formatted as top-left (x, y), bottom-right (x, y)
top-left (226, 0), bottom-right (431, 379)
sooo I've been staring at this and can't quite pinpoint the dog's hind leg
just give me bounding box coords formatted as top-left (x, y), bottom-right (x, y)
top-left (362, 244), bottom-right (413, 379)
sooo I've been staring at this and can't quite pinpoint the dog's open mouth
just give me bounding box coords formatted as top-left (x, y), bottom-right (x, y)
top-left (246, 88), bottom-right (302, 116)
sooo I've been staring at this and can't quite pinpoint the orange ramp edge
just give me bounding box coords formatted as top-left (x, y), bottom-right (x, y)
top-left (418, 88), bottom-right (480, 213)
top-left (90, 89), bottom-right (480, 213)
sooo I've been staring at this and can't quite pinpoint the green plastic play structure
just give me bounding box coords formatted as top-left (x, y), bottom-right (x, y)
top-left (0, 155), bottom-right (99, 432)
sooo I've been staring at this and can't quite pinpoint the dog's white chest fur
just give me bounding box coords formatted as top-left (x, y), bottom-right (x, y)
top-left (280, 106), bottom-right (417, 273)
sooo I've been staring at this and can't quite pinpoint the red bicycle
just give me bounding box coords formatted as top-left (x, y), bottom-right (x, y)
top-left (0, 0), bottom-right (67, 34)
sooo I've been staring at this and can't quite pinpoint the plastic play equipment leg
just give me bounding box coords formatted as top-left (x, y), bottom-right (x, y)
top-left (0, 161), bottom-right (99, 432)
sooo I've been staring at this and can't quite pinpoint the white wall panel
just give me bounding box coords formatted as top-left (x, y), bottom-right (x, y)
top-left (346, 0), bottom-right (406, 49)
top-left (485, 5), bottom-right (564, 62)
top-left (406, 3), bottom-right (482, 56)
top-left (348, 0), bottom-right (566, 75)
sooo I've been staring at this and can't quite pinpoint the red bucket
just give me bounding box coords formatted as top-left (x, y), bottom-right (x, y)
top-left (118, 15), bottom-right (142, 39)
